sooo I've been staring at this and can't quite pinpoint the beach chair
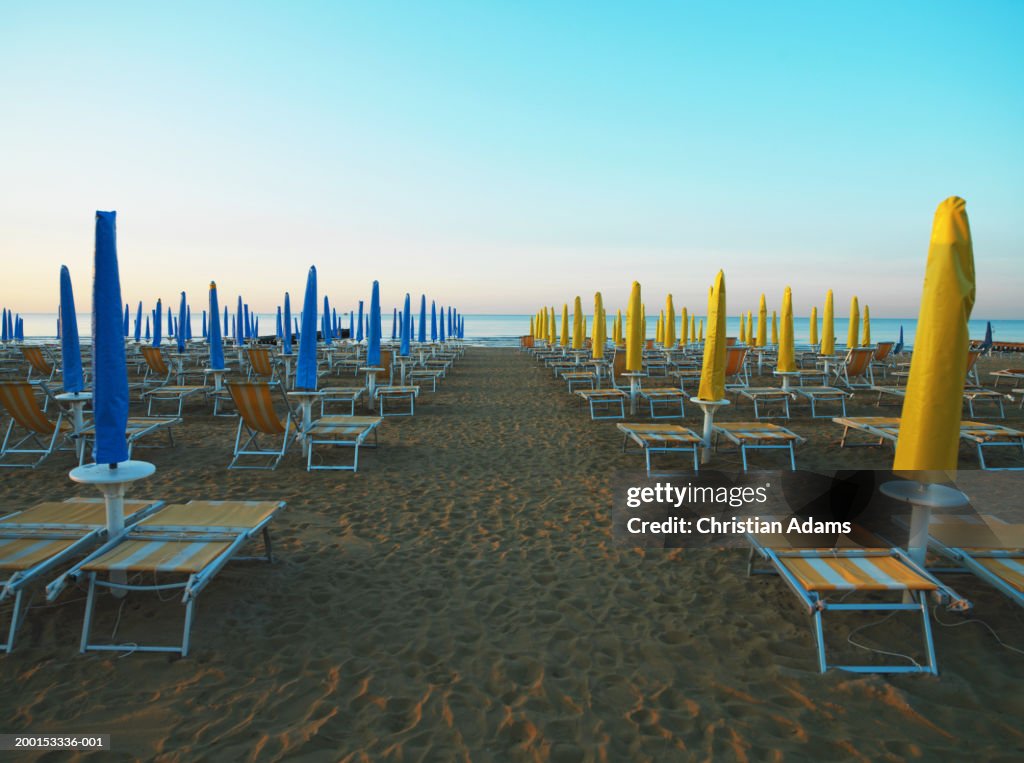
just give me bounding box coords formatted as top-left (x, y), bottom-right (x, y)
top-left (562, 369), bottom-right (597, 393)
top-left (924, 516), bottom-right (1023, 609)
top-left (51, 500), bottom-right (285, 656)
top-left (0, 381), bottom-right (72, 468)
top-left (639, 388), bottom-right (687, 419)
top-left (576, 388), bottom-right (627, 420)
top-left (0, 498), bottom-right (163, 652)
top-left (616, 422), bottom-right (702, 476)
top-left (723, 346), bottom-right (750, 388)
top-left (78, 416), bottom-right (181, 464)
top-left (792, 386), bottom-right (851, 418)
top-left (21, 346), bottom-right (57, 383)
top-left (712, 422), bottom-right (805, 470)
top-left (373, 385), bottom-right (420, 416)
top-left (835, 347), bottom-right (875, 389)
top-left (305, 415), bottom-right (382, 471)
top-left (746, 528), bottom-right (970, 674)
top-left (226, 382), bottom-right (296, 469)
top-left (868, 341), bottom-right (895, 379)
top-left (139, 346), bottom-right (175, 387)
top-left (246, 347), bottom-right (278, 382)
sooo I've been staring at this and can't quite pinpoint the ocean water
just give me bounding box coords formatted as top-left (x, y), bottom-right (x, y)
top-left (10, 313), bottom-right (1024, 349)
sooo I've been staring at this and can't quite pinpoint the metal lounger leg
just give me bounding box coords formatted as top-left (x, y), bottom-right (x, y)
top-left (80, 572), bottom-right (98, 653)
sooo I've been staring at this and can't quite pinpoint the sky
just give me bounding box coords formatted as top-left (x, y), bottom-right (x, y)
top-left (1, 1), bottom-right (1022, 317)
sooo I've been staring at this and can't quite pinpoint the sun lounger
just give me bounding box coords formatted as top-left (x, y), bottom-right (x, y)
top-left (78, 416), bottom-right (180, 464)
top-left (561, 370), bottom-right (597, 393)
top-left (746, 528), bottom-right (970, 673)
top-left (833, 416), bottom-right (901, 448)
top-left (318, 386), bottom-right (365, 416)
top-left (374, 385), bottom-right (419, 416)
top-left (639, 388), bottom-right (687, 419)
top-left (616, 422), bottom-right (702, 476)
top-left (792, 386), bottom-right (851, 418)
top-left (1, 498), bottom-right (164, 651)
top-left (870, 385), bottom-right (1009, 419)
top-left (408, 368), bottom-right (444, 392)
top-left (305, 415), bottom-right (381, 471)
top-left (958, 422), bottom-right (1024, 470)
top-left (142, 384), bottom-right (206, 416)
top-left (576, 388), bottom-right (627, 420)
top-left (989, 369), bottom-right (1024, 388)
top-left (924, 517), bottom-right (1023, 609)
top-left (734, 387), bottom-right (794, 419)
top-left (51, 500), bottom-right (285, 656)
top-left (712, 422), bottom-right (805, 470)
top-left (227, 382), bottom-right (296, 469)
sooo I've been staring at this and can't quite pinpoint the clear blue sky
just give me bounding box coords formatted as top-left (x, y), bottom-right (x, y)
top-left (1, 1), bottom-right (1021, 317)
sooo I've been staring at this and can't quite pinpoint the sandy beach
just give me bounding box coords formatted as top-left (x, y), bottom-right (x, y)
top-left (1, 347), bottom-right (1022, 761)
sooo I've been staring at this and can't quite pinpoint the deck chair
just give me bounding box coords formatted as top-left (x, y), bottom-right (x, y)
top-left (246, 347), bottom-right (278, 382)
top-left (142, 384), bottom-right (206, 416)
top-left (712, 422), bottom-right (805, 470)
top-left (893, 349), bottom-right (981, 387)
top-left (576, 388), bottom-right (627, 420)
top-left (835, 347), bottom-right (875, 389)
top-left (1, 498), bottom-right (163, 652)
top-left (21, 346), bottom-right (57, 383)
top-left (746, 528), bottom-right (970, 673)
top-left (868, 341), bottom-right (895, 379)
top-left (610, 351), bottom-right (646, 391)
top-left (78, 416), bottom-right (181, 464)
top-left (139, 346), bottom-right (174, 387)
top-left (0, 382), bottom-right (72, 468)
top-left (50, 500), bottom-right (284, 656)
top-left (723, 346), bottom-right (750, 388)
top-left (227, 382), bottom-right (295, 469)
top-left (305, 415), bottom-right (381, 471)
top-left (925, 516), bottom-right (1023, 609)
top-left (616, 422), bottom-right (702, 476)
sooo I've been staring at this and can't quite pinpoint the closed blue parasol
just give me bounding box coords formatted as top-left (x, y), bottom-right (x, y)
top-left (208, 282), bottom-right (225, 370)
top-left (400, 294), bottom-right (411, 356)
top-left (439, 306), bottom-right (446, 342)
top-left (59, 265), bottom-right (84, 393)
top-left (91, 212), bottom-right (129, 465)
top-left (296, 266), bottom-right (318, 390)
top-left (1, 308), bottom-right (6, 342)
top-left (276, 306), bottom-right (283, 339)
top-left (202, 309), bottom-right (207, 339)
top-left (431, 301), bottom-right (437, 341)
top-left (145, 315), bottom-right (150, 341)
top-left (368, 281), bottom-right (382, 366)
top-left (177, 292), bottom-right (187, 353)
top-left (223, 306), bottom-right (229, 338)
top-left (123, 304), bottom-right (130, 337)
top-left (186, 306), bottom-right (193, 340)
top-left (236, 297), bottom-right (244, 343)
top-left (168, 305), bottom-right (174, 337)
top-left (283, 292), bottom-right (293, 354)
top-left (323, 296), bottom-right (332, 342)
top-left (134, 302), bottom-right (142, 342)
top-left (356, 301), bottom-right (364, 342)
top-left (153, 299), bottom-right (163, 347)
top-left (418, 295), bottom-right (427, 342)
top-left (391, 308), bottom-right (397, 339)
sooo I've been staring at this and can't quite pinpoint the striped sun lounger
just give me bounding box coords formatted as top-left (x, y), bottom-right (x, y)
top-left (374, 385), bottom-right (420, 416)
top-left (833, 416), bottom-right (901, 448)
top-left (734, 387), bottom-right (794, 420)
top-left (925, 518), bottom-right (1024, 609)
top-left (79, 416), bottom-right (181, 463)
top-left (712, 422), bottom-right (805, 470)
top-left (871, 386), bottom-right (1010, 419)
top-left (638, 388), bottom-right (687, 419)
top-left (142, 384), bottom-right (206, 417)
top-left (616, 422), bottom-right (702, 476)
top-left (1, 498), bottom-right (164, 651)
top-left (792, 386), bottom-right (851, 418)
top-left (305, 415), bottom-right (382, 471)
top-left (746, 529), bottom-right (971, 674)
top-left (576, 389), bottom-right (627, 420)
top-left (49, 500), bottom-right (285, 656)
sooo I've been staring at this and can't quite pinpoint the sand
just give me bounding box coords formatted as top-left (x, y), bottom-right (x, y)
top-left (2, 348), bottom-right (1023, 761)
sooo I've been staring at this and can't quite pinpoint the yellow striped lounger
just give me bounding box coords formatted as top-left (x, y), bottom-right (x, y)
top-left (639, 388), bottom-right (687, 419)
top-left (832, 416), bottom-right (901, 448)
top-left (926, 519), bottom-right (1024, 608)
top-left (616, 422), bottom-right (702, 476)
top-left (305, 415), bottom-right (382, 471)
top-left (746, 529), bottom-right (970, 674)
top-left (49, 500), bottom-right (285, 656)
top-left (1, 498), bottom-right (163, 652)
top-left (712, 422), bottom-right (805, 471)
top-left (734, 387), bottom-right (794, 420)
top-left (374, 385), bottom-right (419, 416)
top-left (576, 388), bottom-right (627, 420)
top-left (79, 416), bottom-right (181, 464)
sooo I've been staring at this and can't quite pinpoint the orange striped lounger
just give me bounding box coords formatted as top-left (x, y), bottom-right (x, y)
top-left (49, 500), bottom-right (285, 656)
top-left (576, 388), bottom-right (627, 420)
top-left (746, 528), bottom-right (970, 673)
top-left (305, 415), bottom-right (381, 471)
top-left (925, 518), bottom-right (1024, 609)
top-left (1, 498), bottom-right (163, 651)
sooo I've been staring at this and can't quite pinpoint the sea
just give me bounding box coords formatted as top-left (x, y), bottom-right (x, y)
top-left (11, 313), bottom-right (1024, 349)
